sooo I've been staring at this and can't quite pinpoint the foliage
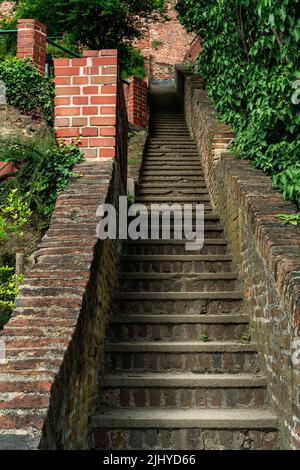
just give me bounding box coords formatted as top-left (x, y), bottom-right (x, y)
top-left (0, 136), bottom-right (84, 230)
top-left (16, 0), bottom-right (166, 49)
top-left (273, 163), bottom-right (300, 207)
top-left (0, 57), bottom-right (54, 124)
top-left (0, 15), bottom-right (17, 61)
top-left (0, 266), bottom-right (23, 329)
top-left (0, 189), bottom-right (32, 244)
top-left (277, 212), bottom-right (300, 225)
top-left (176, 0), bottom-right (300, 204)
top-left (14, 0), bottom-right (166, 77)
top-left (120, 45), bottom-right (146, 80)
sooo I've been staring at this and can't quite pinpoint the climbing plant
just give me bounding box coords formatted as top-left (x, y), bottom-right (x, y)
top-left (176, 0), bottom-right (300, 206)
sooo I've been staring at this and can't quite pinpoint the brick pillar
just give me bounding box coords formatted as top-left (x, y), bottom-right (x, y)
top-left (54, 50), bottom-right (119, 160)
top-left (17, 19), bottom-right (47, 74)
top-left (125, 76), bottom-right (148, 128)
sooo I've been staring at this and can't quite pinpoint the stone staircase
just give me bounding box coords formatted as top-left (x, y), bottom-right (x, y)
top-left (91, 85), bottom-right (278, 450)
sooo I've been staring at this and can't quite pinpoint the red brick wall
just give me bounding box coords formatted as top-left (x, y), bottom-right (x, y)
top-left (54, 50), bottom-right (119, 160)
top-left (184, 36), bottom-right (202, 64)
top-left (135, 3), bottom-right (195, 81)
top-left (124, 76), bottom-right (148, 128)
top-left (17, 19), bottom-right (47, 74)
top-left (0, 162), bottom-right (14, 177)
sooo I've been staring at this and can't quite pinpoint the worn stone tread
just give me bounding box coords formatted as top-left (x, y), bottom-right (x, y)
top-left (105, 341), bottom-right (255, 353)
top-left (103, 372), bottom-right (266, 388)
top-left (110, 314), bottom-right (249, 324)
top-left (92, 408), bottom-right (278, 429)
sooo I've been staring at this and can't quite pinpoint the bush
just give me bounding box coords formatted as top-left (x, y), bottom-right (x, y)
top-left (176, 0), bottom-right (300, 206)
top-left (0, 136), bottom-right (84, 230)
top-left (0, 189), bottom-right (32, 244)
top-left (120, 45), bottom-right (146, 80)
top-left (0, 57), bottom-right (54, 124)
top-left (0, 266), bottom-right (23, 329)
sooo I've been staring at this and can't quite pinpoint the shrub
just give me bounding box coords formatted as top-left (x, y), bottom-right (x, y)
top-left (0, 189), bottom-right (32, 244)
top-left (0, 266), bottom-right (23, 329)
top-left (0, 136), bottom-right (84, 230)
top-left (120, 45), bottom-right (146, 80)
top-left (0, 57), bottom-right (54, 124)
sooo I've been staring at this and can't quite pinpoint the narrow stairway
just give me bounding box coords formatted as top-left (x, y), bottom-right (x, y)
top-left (91, 85), bottom-right (278, 450)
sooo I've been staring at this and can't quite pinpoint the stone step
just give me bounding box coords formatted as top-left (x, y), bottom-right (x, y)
top-left (108, 314), bottom-right (249, 341)
top-left (140, 174), bottom-right (207, 183)
top-left (119, 254), bottom-right (234, 274)
top-left (147, 147), bottom-right (198, 152)
top-left (138, 188), bottom-right (209, 195)
top-left (143, 170), bottom-right (203, 176)
top-left (144, 162), bottom-right (200, 166)
top-left (140, 181), bottom-right (208, 188)
top-left (150, 135), bottom-right (191, 138)
top-left (115, 292), bottom-right (243, 301)
top-left (148, 140), bottom-right (195, 145)
top-left (143, 162), bottom-right (201, 167)
top-left (117, 271), bottom-right (237, 293)
top-left (92, 409), bottom-right (278, 450)
top-left (142, 170), bottom-right (204, 178)
top-left (149, 132), bottom-right (192, 136)
top-left (147, 143), bottom-right (198, 147)
top-left (132, 225), bottom-right (225, 239)
top-left (123, 239), bottom-right (228, 256)
top-left (100, 372), bottom-right (268, 410)
top-left (136, 196), bottom-right (209, 203)
top-left (113, 291), bottom-right (244, 316)
top-left (104, 341), bottom-right (259, 373)
top-left (127, 213), bottom-right (220, 221)
top-left (118, 272), bottom-right (237, 281)
top-left (129, 208), bottom-right (214, 217)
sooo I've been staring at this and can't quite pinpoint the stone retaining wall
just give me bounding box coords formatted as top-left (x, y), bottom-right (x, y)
top-left (176, 67), bottom-right (300, 450)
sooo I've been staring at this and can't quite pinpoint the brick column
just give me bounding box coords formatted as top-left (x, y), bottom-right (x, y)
top-left (17, 19), bottom-right (47, 74)
top-left (54, 50), bottom-right (119, 159)
top-left (125, 76), bottom-right (148, 128)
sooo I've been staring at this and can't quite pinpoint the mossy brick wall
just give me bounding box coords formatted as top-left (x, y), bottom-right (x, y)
top-left (176, 68), bottom-right (300, 450)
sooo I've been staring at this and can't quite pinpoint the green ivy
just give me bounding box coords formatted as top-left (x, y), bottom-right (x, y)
top-left (176, 0), bottom-right (300, 206)
top-left (0, 266), bottom-right (23, 329)
top-left (0, 57), bottom-right (54, 125)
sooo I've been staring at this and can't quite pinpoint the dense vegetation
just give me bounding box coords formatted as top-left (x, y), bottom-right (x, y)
top-left (0, 136), bottom-right (83, 328)
top-left (0, 57), bottom-right (54, 124)
top-left (10, 0), bottom-right (166, 78)
top-left (0, 56), bottom-right (83, 328)
top-left (176, 0), bottom-right (300, 208)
